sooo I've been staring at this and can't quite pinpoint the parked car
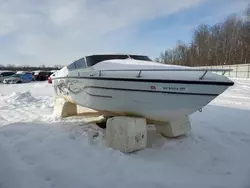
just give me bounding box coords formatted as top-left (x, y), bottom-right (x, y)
top-left (47, 70), bottom-right (58, 84)
top-left (48, 76), bottom-right (52, 84)
top-left (0, 71), bottom-right (15, 83)
top-left (32, 71), bottom-right (50, 81)
top-left (16, 71), bottom-right (29, 74)
top-left (3, 72), bottom-right (33, 84)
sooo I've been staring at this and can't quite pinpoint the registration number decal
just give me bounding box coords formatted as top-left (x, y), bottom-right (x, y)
top-left (150, 85), bottom-right (187, 91)
top-left (162, 86), bottom-right (187, 91)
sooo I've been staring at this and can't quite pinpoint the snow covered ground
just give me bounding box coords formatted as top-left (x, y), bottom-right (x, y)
top-left (0, 79), bottom-right (250, 188)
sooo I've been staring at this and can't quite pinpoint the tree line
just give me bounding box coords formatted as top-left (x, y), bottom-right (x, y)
top-left (0, 64), bottom-right (63, 72)
top-left (156, 5), bottom-right (250, 67)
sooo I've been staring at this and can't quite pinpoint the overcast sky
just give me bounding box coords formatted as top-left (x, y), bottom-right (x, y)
top-left (0, 0), bottom-right (248, 66)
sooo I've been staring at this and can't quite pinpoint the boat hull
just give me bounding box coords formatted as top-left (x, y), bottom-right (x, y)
top-left (53, 77), bottom-right (231, 122)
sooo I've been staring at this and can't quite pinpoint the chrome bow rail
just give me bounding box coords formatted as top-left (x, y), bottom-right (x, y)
top-left (91, 68), bottom-right (233, 80)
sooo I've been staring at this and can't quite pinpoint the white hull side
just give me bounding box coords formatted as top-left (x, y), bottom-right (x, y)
top-left (53, 78), bottom-right (229, 122)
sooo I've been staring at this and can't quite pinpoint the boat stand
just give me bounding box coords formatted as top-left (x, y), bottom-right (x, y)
top-left (151, 116), bottom-right (191, 138)
top-left (53, 97), bottom-right (191, 153)
top-left (53, 96), bottom-right (77, 118)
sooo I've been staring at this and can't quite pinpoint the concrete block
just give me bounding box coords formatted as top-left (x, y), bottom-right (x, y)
top-left (105, 116), bottom-right (147, 153)
top-left (53, 97), bottom-right (77, 118)
top-left (155, 116), bottom-right (191, 137)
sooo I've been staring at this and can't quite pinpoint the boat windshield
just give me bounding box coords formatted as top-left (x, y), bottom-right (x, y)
top-left (129, 55), bottom-right (153, 61)
top-left (86, 54), bottom-right (152, 67)
top-left (67, 57), bottom-right (87, 71)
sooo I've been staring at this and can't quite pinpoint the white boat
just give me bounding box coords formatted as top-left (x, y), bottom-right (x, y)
top-left (51, 54), bottom-right (234, 122)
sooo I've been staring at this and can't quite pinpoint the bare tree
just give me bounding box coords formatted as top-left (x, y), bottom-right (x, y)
top-left (157, 5), bottom-right (250, 66)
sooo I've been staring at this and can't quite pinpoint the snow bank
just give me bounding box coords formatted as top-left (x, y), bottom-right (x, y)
top-left (5, 91), bottom-right (38, 104)
top-left (0, 88), bottom-right (54, 125)
top-left (0, 79), bottom-right (249, 188)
